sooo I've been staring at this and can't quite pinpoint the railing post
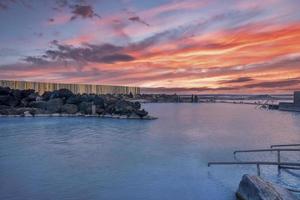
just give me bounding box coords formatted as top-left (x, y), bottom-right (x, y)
top-left (277, 150), bottom-right (281, 170)
top-left (257, 164), bottom-right (261, 176)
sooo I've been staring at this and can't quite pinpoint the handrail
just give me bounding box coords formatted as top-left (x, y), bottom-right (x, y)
top-left (233, 148), bottom-right (300, 170)
top-left (207, 161), bottom-right (300, 176)
top-left (233, 148), bottom-right (300, 154)
top-left (271, 144), bottom-right (300, 148)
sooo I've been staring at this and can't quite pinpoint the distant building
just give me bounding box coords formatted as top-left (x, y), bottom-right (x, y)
top-left (278, 91), bottom-right (300, 112)
top-left (0, 80), bottom-right (140, 95)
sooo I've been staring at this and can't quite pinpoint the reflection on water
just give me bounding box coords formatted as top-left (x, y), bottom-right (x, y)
top-left (0, 103), bottom-right (299, 200)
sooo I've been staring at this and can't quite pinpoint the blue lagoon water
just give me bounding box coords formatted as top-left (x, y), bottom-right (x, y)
top-left (0, 103), bottom-right (299, 200)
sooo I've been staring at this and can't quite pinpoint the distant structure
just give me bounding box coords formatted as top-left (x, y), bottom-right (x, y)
top-left (278, 91), bottom-right (300, 112)
top-left (0, 80), bottom-right (140, 95)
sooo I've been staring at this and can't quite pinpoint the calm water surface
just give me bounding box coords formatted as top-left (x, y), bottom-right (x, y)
top-left (0, 103), bottom-right (299, 200)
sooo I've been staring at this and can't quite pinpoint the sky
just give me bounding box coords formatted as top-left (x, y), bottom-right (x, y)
top-left (0, 0), bottom-right (300, 94)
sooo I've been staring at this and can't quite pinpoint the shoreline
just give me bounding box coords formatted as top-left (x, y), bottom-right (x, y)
top-left (0, 113), bottom-right (157, 120)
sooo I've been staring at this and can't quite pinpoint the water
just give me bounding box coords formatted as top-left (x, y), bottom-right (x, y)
top-left (0, 103), bottom-right (299, 200)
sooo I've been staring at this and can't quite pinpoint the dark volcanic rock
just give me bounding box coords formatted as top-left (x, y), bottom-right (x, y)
top-left (236, 174), bottom-right (297, 200)
top-left (29, 101), bottom-right (47, 109)
top-left (50, 89), bottom-right (74, 100)
top-left (93, 96), bottom-right (105, 108)
top-left (66, 95), bottom-right (81, 105)
top-left (0, 95), bottom-right (19, 107)
top-left (95, 106), bottom-right (105, 114)
top-left (114, 100), bottom-right (134, 115)
top-left (0, 95), bottom-right (10, 105)
top-left (46, 98), bottom-right (63, 113)
top-left (42, 91), bottom-right (52, 101)
top-left (79, 102), bottom-right (93, 114)
top-left (134, 109), bottom-right (148, 118)
top-left (0, 87), bottom-right (10, 95)
top-left (61, 104), bottom-right (78, 114)
top-left (133, 101), bottom-right (141, 109)
top-left (0, 86), bottom-right (153, 119)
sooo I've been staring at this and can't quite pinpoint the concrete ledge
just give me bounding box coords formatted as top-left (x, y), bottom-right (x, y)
top-left (236, 174), bottom-right (298, 200)
top-left (279, 102), bottom-right (300, 112)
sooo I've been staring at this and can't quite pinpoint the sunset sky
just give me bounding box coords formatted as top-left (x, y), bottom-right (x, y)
top-left (0, 0), bottom-right (300, 94)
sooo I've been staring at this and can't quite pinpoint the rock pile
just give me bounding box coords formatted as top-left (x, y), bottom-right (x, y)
top-left (0, 86), bottom-right (155, 119)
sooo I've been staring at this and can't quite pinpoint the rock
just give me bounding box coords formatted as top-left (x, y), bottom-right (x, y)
top-left (114, 100), bottom-right (134, 115)
top-left (133, 101), bottom-right (141, 109)
top-left (0, 105), bottom-right (10, 110)
top-left (0, 95), bottom-right (10, 105)
top-left (93, 96), bottom-right (105, 108)
top-left (61, 104), bottom-right (78, 114)
top-left (0, 95), bottom-right (19, 107)
top-left (24, 93), bottom-right (38, 102)
top-left (66, 95), bottom-right (82, 104)
top-left (95, 106), bottom-right (105, 114)
top-left (23, 111), bottom-right (33, 117)
top-left (42, 91), bottom-right (52, 101)
top-left (29, 101), bottom-right (47, 109)
top-left (236, 174), bottom-right (298, 200)
top-left (79, 102), bottom-right (93, 114)
top-left (50, 89), bottom-right (74, 99)
top-left (134, 109), bottom-right (148, 118)
top-left (21, 89), bottom-right (35, 99)
top-left (46, 98), bottom-right (63, 113)
top-left (0, 87), bottom-right (10, 95)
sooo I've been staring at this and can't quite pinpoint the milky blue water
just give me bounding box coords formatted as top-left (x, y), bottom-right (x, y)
top-left (0, 103), bottom-right (299, 200)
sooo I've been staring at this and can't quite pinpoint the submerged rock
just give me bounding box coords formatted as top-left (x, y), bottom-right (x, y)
top-left (236, 174), bottom-right (298, 200)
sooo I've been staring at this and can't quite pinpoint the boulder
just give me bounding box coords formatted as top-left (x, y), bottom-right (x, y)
top-left (23, 111), bottom-right (33, 117)
top-left (46, 98), bottom-right (63, 113)
top-left (50, 89), bottom-right (74, 99)
top-left (79, 102), bottom-right (93, 114)
top-left (94, 96), bottom-right (105, 108)
top-left (236, 174), bottom-right (298, 200)
top-left (0, 87), bottom-right (10, 95)
top-left (133, 101), bottom-right (141, 109)
top-left (21, 89), bottom-right (35, 99)
top-left (66, 95), bottom-right (82, 105)
top-left (0, 95), bottom-right (19, 107)
top-left (114, 100), bottom-right (134, 115)
top-left (11, 89), bottom-right (22, 100)
top-left (95, 105), bottom-right (105, 114)
top-left (0, 105), bottom-right (10, 110)
top-left (0, 95), bottom-right (10, 105)
top-left (61, 104), bottom-right (78, 114)
top-left (42, 91), bottom-right (52, 101)
top-left (134, 109), bottom-right (148, 118)
top-left (29, 101), bottom-right (47, 109)
top-left (25, 93), bottom-right (38, 102)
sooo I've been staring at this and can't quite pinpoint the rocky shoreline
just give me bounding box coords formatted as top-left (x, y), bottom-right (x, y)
top-left (0, 86), bottom-right (156, 120)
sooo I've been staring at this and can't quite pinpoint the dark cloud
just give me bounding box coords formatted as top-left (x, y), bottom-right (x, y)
top-left (220, 77), bottom-right (254, 84)
top-left (24, 41), bottom-right (135, 64)
top-left (128, 16), bottom-right (149, 27)
top-left (0, 0), bottom-right (32, 10)
top-left (100, 54), bottom-right (134, 63)
top-left (23, 56), bottom-right (49, 65)
top-left (142, 78), bottom-right (300, 94)
top-left (48, 18), bottom-right (55, 22)
top-left (70, 4), bottom-right (100, 20)
top-left (242, 78), bottom-right (300, 89)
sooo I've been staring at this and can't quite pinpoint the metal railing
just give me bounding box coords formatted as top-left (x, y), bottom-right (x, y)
top-left (208, 161), bottom-right (300, 176)
top-left (270, 144), bottom-right (300, 148)
top-left (233, 148), bottom-right (300, 170)
top-left (208, 144), bottom-right (300, 192)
